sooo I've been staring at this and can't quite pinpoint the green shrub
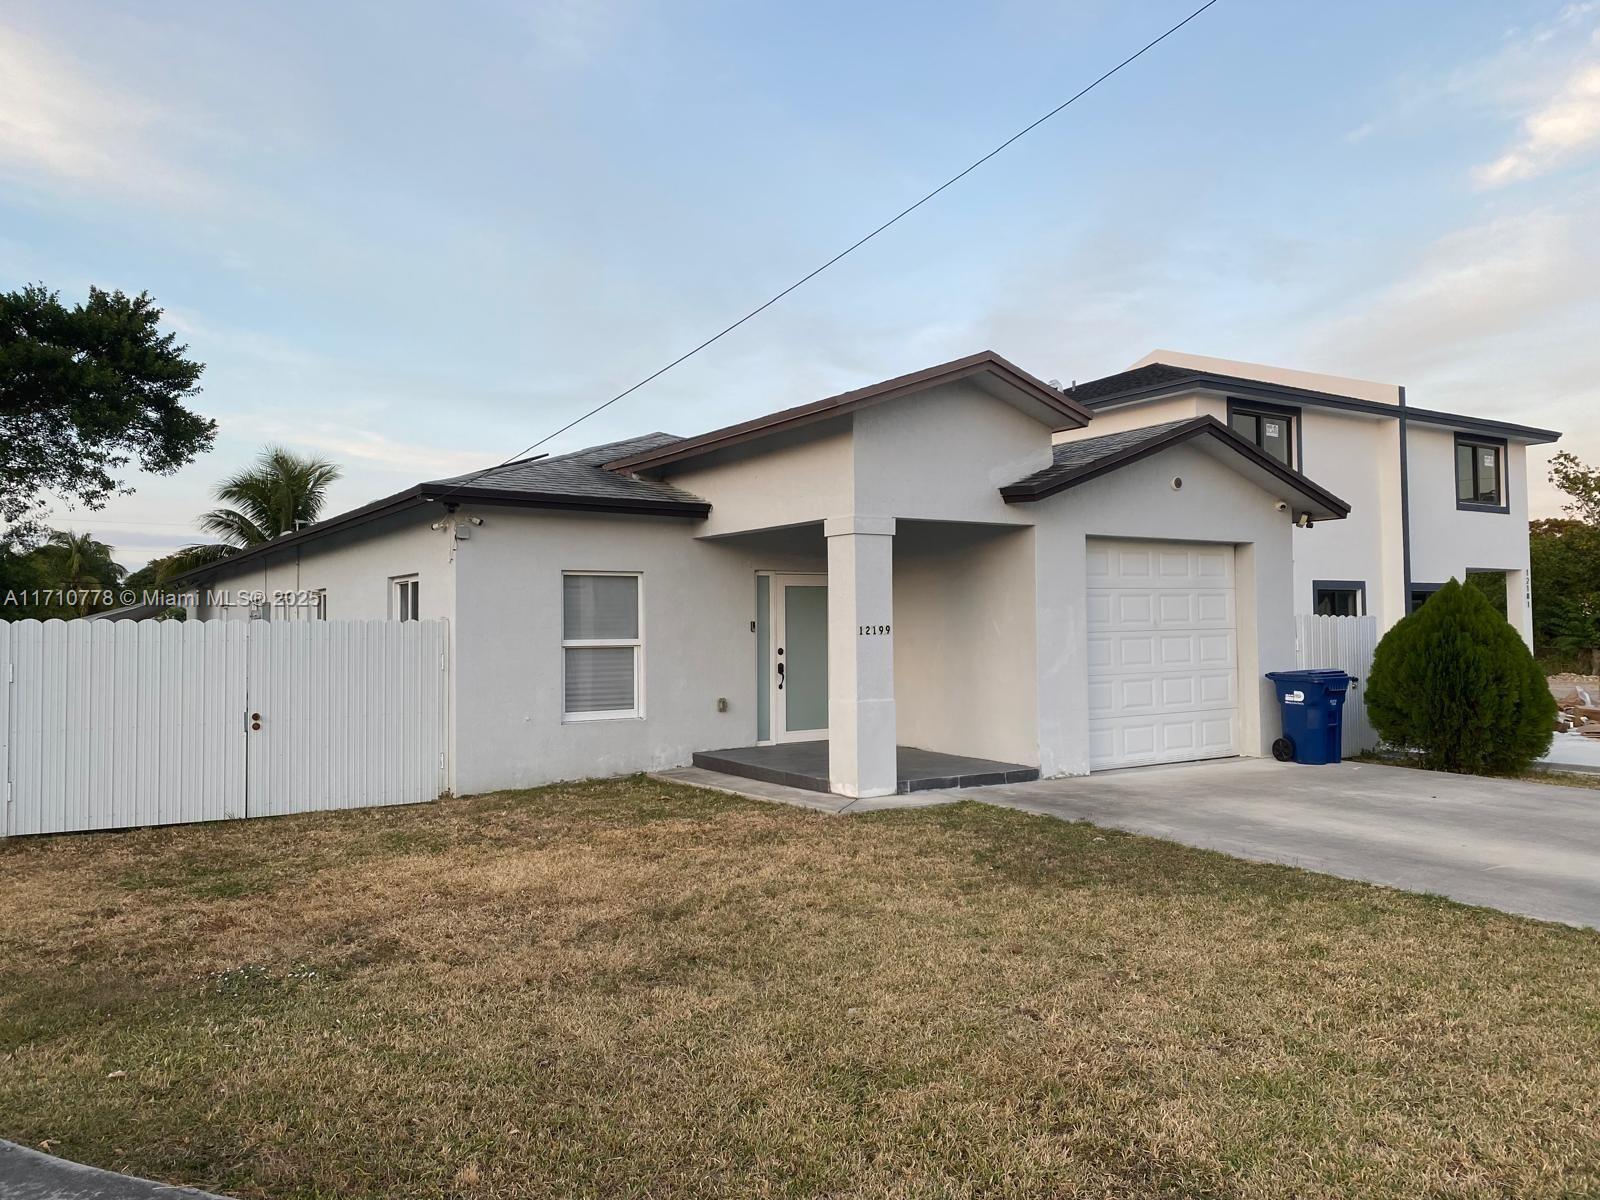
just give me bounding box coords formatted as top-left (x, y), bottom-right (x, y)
top-left (1366, 578), bottom-right (1556, 773)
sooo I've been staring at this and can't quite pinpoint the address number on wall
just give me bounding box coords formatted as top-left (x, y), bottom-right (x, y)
top-left (858, 624), bottom-right (891, 636)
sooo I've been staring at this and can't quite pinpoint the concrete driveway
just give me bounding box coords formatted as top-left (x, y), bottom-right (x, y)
top-left (971, 758), bottom-right (1600, 929)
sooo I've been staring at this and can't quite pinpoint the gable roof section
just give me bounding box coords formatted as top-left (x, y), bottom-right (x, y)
top-left (1069, 363), bottom-right (1561, 444)
top-left (1000, 416), bottom-right (1350, 520)
top-left (604, 350), bottom-right (1091, 476)
top-left (165, 433), bottom-right (709, 587)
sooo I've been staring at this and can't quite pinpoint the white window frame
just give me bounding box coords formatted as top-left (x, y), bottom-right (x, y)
top-left (390, 574), bottom-right (420, 622)
top-left (561, 570), bottom-right (644, 722)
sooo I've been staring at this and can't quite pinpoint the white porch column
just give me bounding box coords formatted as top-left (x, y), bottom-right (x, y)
top-left (825, 515), bottom-right (897, 798)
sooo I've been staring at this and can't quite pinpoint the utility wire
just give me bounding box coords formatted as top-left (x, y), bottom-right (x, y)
top-left (434, 0), bottom-right (1222, 499)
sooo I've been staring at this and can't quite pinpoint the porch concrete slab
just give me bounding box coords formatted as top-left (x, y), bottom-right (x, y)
top-left (960, 757), bottom-right (1600, 929)
top-left (0, 1138), bottom-right (233, 1198)
top-left (653, 767), bottom-right (958, 814)
top-left (691, 741), bottom-right (1038, 795)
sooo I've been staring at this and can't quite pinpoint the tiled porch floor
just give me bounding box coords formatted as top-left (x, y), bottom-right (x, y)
top-left (691, 740), bottom-right (1040, 795)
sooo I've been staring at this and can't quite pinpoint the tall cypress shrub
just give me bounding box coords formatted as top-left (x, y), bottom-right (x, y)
top-left (1366, 579), bottom-right (1556, 773)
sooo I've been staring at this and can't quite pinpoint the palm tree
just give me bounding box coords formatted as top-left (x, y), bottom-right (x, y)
top-left (40, 530), bottom-right (125, 615)
top-left (168, 447), bottom-right (341, 576)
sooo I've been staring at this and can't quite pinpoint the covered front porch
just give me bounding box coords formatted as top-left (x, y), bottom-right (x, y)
top-left (704, 514), bottom-right (1041, 799)
top-left (692, 740), bottom-right (1039, 795)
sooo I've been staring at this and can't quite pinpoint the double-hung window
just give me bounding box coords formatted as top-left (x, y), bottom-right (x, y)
top-left (1228, 404), bottom-right (1295, 466)
top-left (1455, 437), bottom-right (1504, 509)
top-left (562, 573), bottom-right (642, 720)
top-left (392, 575), bottom-right (420, 621)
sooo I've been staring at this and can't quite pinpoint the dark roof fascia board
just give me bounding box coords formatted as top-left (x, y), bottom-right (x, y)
top-left (1001, 416), bottom-right (1351, 517)
top-left (1080, 371), bottom-right (1560, 444)
top-left (415, 482), bottom-right (708, 517)
top-left (166, 485), bottom-right (708, 587)
top-left (604, 351), bottom-right (1092, 475)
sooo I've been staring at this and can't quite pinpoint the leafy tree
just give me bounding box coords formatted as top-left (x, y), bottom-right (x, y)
top-left (1366, 578), bottom-right (1556, 773)
top-left (37, 530), bottom-right (124, 614)
top-left (0, 529), bottom-right (126, 619)
top-left (166, 447), bottom-right (341, 574)
top-left (1549, 451), bottom-right (1600, 524)
top-left (1548, 597), bottom-right (1600, 675)
top-left (1, 284), bottom-right (215, 542)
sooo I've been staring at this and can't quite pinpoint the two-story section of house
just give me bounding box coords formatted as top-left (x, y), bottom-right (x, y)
top-left (1057, 350), bottom-right (1561, 644)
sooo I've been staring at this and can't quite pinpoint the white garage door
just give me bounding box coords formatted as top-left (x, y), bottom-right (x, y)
top-left (1086, 539), bottom-right (1238, 770)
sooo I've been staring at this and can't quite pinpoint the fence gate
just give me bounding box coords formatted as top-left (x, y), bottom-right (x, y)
top-left (2, 619), bottom-right (448, 837)
top-left (1295, 613), bottom-right (1380, 756)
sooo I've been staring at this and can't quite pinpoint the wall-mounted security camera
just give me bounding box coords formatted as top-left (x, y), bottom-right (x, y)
top-left (467, 516), bottom-right (484, 526)
top-left (1296, 512), bottom-right (1314, 529)
top-left (1274, 501), bottom-right (1289, 513)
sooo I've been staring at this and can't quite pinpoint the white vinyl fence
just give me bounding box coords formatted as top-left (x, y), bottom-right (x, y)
top-left (0, 618), bottom-right (448, 837)
top-left (1295, 613), bottom-right (1380, 756)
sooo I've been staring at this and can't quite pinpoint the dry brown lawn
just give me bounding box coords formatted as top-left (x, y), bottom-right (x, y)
top-left (2, 778), bottom-right (1598, 1199)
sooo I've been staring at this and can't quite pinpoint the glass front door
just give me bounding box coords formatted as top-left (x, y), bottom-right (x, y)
top-left (768, 575), bottom-right (828, 742)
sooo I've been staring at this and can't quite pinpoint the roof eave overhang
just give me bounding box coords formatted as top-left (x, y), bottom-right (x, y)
top-left (603, 351), bottom-right (1092, 476)
top-left (1000, 416), bottom-right (1351, 522)
top-left (164, 485), bottom-right (709, 587)
top-left (1080, 373), bottom-right (1561, 444)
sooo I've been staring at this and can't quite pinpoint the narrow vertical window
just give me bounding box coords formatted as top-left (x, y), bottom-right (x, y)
top-left (391, 575), bottom-right (419, 621)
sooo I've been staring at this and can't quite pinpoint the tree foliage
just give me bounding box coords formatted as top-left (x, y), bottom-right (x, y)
top-left (1366, 579), bottom-right (1555, 773)
top-left (1, 284), bottom-right (215, 541)
top-left (1, 530), bottom-right (126, 619)
top-left (165, 447), bottom-right (341, 575)
top-left (1549, 451), bottom-right (1600, 525)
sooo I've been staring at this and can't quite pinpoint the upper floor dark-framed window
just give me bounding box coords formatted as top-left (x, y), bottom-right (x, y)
top-left (1227, 399), bottom-right (1298, 468)
top-left (1312, 580), bottom-right (1365, 617)
top-left (1455, 434), bottom-right (1507, 511)
top-left (1409, 583), bottom-right (1443, 613)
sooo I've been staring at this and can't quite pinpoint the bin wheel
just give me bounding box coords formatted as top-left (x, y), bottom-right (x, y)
top-left (1271, 737), bottom-right (1295, 763)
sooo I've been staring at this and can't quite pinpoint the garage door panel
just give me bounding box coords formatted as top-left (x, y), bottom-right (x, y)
top-left (1086, 538), bottom-right (1239, 771)
top-left (1091, 588), bottom-right (1233, 627)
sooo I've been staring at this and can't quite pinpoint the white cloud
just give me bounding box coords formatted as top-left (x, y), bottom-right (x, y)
top-left (0, 22), bottom-right (214, 203)
top-left (224, 416), bottom-right (494, 478)
top-left (1476, 58), bottom-right (1600, 185)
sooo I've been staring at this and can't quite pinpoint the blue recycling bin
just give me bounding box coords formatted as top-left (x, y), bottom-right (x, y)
top-left (1264, 669), bottom-right (1352, 765)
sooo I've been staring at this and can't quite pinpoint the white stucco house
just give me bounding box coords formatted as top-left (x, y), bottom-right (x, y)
top-left (168, 349), bottom-right (1554, 800)
top-left (1057, 350), bottom-right (1560, 642)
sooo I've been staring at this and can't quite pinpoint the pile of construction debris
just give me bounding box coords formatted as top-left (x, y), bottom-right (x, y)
top-left (1551, 674), bottom-right (1600, 737)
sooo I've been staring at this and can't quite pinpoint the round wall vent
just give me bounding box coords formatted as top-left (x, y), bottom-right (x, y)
top-left (1170, 476), bottom-right (1184, 491)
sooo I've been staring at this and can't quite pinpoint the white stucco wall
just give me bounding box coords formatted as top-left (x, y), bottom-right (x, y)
top-left (1293, 409), bottom-right (1404, 627)
top-left (1029, 441), bottom-right (1300, 778)
top-left (184, 510), bottom-right (457, 623)
top-left (892, 523), bottom-right (1038, 766)
top-left (1405, 426), bottom-right (1533, 641)
top-left (851, 382), bottom-right (1051, 525)
top-left (450, 507), bottom-right (823, 795)
top-left (1053, 394), bottom-right (1206, 442)
top-left (668, 422), bottom-right (855, 537)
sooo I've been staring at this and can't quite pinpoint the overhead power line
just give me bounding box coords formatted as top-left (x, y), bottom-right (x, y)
top-left (435, 0), bottom-right (1222, 501)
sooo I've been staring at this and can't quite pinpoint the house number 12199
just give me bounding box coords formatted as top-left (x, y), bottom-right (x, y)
top-left (858, 624), bottom-right (891, 636)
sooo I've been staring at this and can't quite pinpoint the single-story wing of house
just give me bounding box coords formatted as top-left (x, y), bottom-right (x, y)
top-left (170, 351), bottom-right (1350, 799)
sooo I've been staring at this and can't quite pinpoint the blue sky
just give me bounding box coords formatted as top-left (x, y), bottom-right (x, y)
top-left (4, 0), bottom-right (1599, 568)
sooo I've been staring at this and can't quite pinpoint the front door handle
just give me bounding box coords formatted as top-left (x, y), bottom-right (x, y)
top-left (777, 659), bottom-right (785, 690)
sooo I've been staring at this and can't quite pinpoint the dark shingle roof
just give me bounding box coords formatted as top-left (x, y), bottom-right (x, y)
top-left (1004, 420), bottom-right (1198, 493)
top-left (1000, 416), bottom-right (1350, 519)
top-left (425, 433), bottom-right (704, 509)
top-left (1066, 363), bottom-right (1194, 403)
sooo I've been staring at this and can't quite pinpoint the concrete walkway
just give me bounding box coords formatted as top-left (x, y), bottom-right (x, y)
top-left (0, 1140), bottom-right (231, 1199)
top-left (661, 757), bottom-right (1600, 929)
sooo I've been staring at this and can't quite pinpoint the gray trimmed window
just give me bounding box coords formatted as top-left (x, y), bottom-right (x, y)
top-left (562, 572), bottom-right (642, 720)
top-left (1455, 436), bottom-right (1505, 510)
top-left (1227, 402), bottom-right (1296, 467)
top-left (1312, 580), bottom-right (1364, 617)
